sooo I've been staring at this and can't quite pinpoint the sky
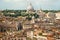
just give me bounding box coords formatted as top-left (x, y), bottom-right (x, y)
top-left (0, 0), bottom-right (60, 10)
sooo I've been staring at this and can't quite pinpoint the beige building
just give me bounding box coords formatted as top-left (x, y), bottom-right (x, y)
top-left (55, 12), bottom-right (60, 19)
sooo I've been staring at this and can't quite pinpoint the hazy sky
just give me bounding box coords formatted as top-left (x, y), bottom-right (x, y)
top-left (0, 0), bottom-right (60, 10)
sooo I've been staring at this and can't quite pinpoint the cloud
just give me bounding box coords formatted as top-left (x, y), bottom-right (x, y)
top-left (4, 0), bottom-right (10, 2)
top-left (3, 0), bottom-right (25, 3)
top-left (1, 0), bottom-right (60, 10)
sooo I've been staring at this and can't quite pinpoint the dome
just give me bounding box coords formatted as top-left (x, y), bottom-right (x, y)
top-left (27, 3), bottom-right (34, 11)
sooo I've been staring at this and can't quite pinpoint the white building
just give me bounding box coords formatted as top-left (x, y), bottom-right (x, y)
top-left (27, 3), bottom-right (34, 11)
top-left (26, 3), bottom-right (35, 14)
top-left (55, 12), bottom-right (60, 19)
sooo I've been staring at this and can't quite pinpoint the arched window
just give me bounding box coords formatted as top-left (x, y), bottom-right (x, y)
top-left (0, 27), bottom-right (6, 32)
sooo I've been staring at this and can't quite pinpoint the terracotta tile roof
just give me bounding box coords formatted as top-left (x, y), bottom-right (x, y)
top-left (0, 22), bottom-right (17, 28)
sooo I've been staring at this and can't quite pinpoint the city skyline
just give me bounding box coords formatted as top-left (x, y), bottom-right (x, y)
top-left (0, 0), bottom-right (60, 10)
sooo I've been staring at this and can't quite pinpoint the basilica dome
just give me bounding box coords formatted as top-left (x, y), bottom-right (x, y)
top-left (27, 3), bottom-right (34, 11)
